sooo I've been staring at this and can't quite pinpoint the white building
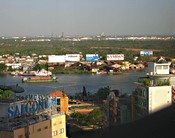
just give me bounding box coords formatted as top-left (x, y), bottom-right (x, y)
top-left (132, 60), bottom-right (174, 120)
top-left (132, 84), bottom-right (172, 119)
top-left (147, 62), bottom-right (171, 75)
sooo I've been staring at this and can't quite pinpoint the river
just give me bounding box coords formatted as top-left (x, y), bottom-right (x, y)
top-left (0, 72), bottom-right (146, 96)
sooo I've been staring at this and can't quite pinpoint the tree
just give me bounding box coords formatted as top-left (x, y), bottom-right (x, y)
top-left (0, 64), bottom-right (6, 72)
top-left (86, 109), bottom-right (103, 126)
top-left (82, 86), bottom-right (87, 97)
top-left (96, 86), bottom-right (111, 101)
top-left (0, 89), bottom-right (14, 99)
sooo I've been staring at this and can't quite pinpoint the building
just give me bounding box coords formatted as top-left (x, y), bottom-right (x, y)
top-left (132, 59), bottom-right (175, 120)
top-left (103, 92), bottom-right (119, 127)
top-left (132, 83), bottom-right (172, 119)
top-left (0, 94), bottom-right (67, 138)
top-left (147, 61), bottom-right (171, 75)
top-left (48, 90), bottom-right (69, 113)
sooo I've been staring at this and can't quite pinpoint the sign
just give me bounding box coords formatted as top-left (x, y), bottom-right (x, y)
top-left (140, 50), bottom-right (153, 56)
top-left (48, 55), bottom-right (65, 63)
top-left (8, 94), bottom-right (57, 118)
top-left (65, 54), bottom-right (80, 62)
top-left (86, 54), bottom-right (99, 61)
top-left (107, 54), bottom-right (124, 61)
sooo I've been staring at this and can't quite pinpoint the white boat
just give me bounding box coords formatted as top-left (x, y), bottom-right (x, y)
top-left (34, 69), bottom-right (52, 76)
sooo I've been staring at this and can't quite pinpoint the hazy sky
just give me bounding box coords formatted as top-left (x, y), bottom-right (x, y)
top-left (0, 0), bottom-right (175, 36)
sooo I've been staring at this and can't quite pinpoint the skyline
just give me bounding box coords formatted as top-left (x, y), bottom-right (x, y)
top-left (0, 0), bottom-right (175, 37)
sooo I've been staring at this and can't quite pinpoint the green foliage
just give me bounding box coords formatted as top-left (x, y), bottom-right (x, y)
top-left (157, 80), bottom-right (163, 86)
top-left (164, 79), bottom-right (170, 86)
top-left (70, 109), bottom-right (103, 126)
top-left (142, 79), bottom-right (151, 86)
top-left (0, 89), bottom-right (14, 99)
top-left (0, 39), bottom-right (175, 62)
top-left (86, 109), bottom-right (103, 125)
top-left (0, 64), bottom-right (6, 72)
top-left (96, 86), bottom-right (111, 101)
top-left (33, 63), bottom-right (48, 71)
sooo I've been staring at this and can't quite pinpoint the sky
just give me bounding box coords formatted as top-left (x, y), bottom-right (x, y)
top-left (0, 0), bottom-right (175, 37)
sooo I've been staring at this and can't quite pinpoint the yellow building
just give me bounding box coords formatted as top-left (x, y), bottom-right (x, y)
top-left (0, 113), bottom-right (67, 138)
top-left (51, 113), bottom-right (66, 138)
top-left (0, 94), bottom-right (67, 138)
top-left (60, 96), bottom-right (69, 113)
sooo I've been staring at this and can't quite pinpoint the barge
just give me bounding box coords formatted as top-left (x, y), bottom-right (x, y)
top-left (22, 75), bottom-right (58, 83)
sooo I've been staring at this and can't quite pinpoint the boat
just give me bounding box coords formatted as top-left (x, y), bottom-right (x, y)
top-left (11, 71), bottom-right (35, 76)
top-left (34, 69), bottom-right (52, 76)
top-left (22, 75), bottom-right (58, 83)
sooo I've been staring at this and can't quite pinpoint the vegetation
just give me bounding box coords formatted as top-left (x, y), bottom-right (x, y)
top-left (0, 39), bottom-right (175, 62)
top-left (142, 78), bottom-right (170, 86)
top-left (142, 78), bottom-right (151, 86)
top-left (70, 108), bottom-right (103, 127)
top-left (0, 64), bottom-right (6, 72)
top-left (0, 89), bottom-right (14, 99)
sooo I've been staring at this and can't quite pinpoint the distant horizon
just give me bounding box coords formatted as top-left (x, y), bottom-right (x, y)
top-left (0, 0), bottom-right (175, 37)
top-left (1, 34), bottom-right (175, 38)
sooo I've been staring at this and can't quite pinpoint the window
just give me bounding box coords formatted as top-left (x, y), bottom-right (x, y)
top-left (163, 65), bottom-right (168, 70)
top-left (44, 126), bottom-right (48, 129)
top-left (156, 66), bottom-right (162, 70)
top-left (59, 128), bottom-right (64, 134)
top-left (52, 130), bottom-right (58, 137)
top-left (37, 128), bottom-right (41, 132)
top-left (18, 135), bottom-right (23, 138)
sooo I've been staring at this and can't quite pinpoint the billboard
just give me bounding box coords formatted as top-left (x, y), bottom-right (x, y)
top-left (86, 54), bottom-right (99, 61)
top-left (65, 54), bottom-right (80, 62)
top-left (140, 50), bottom-right (153, 56)
top-left (48, 55), bottom-right (65, 63)
top-left (107, 54), bottom-right (124, 61)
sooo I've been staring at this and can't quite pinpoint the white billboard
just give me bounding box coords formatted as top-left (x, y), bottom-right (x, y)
top-left (107, 54), bottom-right (124, 61)
top-left (65, 54), bottom-right (80, 62)
top-left (48, 55), bottom-right (65, 63)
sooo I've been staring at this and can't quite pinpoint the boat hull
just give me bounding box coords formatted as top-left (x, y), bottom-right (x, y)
top-left (22, 79), bottom-right (58, 83)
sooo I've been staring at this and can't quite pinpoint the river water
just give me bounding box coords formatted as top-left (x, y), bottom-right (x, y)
top-left (0, 72), bottom-right (146, 96)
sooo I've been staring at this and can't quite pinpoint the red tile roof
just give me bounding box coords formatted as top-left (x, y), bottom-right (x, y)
top-left (48, 90), bottom-right (63, 97)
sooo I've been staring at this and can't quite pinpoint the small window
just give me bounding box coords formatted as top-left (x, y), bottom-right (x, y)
top-left (18, 135), bottom-right (23, 138)
top-left (59, 128), bottom-right (64, 134)
top-left (44, 126), bottom-right (48, 129)
top-left (52, 130), bottom-right (58, 136)
top-left (37, 128), bottom-right (41, 132)
top-left (163, 65), bottom-right (168, 70)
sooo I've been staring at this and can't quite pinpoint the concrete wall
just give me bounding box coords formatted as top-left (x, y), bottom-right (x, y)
top-left (148, 86), bottom-right (172, 113)
top-left (51, 114), bottom-right (66, 138)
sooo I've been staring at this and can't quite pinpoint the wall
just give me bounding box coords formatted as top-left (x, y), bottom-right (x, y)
top-left (51, 114), bottom-right (66, 138)
top-left (148, 86), bottom-right (172, 113)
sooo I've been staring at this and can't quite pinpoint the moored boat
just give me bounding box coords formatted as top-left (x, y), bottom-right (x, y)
top-left (22, 75), bottom-right (58, 83)
top-left (34, 69), bottom-right (52, 76)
